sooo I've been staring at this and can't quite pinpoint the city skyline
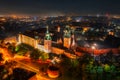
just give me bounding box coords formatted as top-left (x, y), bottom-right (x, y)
top-left (0, 0), bottom-right (120, 16)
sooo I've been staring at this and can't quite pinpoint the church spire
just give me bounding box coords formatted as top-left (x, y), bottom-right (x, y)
top-left (44, 26), bottom-right (52, 40)
top-left (46, 26), bottom-right (49, 33)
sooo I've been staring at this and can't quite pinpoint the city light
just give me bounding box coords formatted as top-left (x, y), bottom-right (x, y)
top-left (0, 3), bottom-right (120, 79)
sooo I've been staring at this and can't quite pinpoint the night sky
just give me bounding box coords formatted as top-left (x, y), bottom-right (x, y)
top-left (0, 0), bottom-right (120, 16)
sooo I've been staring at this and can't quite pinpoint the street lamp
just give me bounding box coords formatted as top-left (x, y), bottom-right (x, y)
top-left (91, 46), bottom-right (95, 60)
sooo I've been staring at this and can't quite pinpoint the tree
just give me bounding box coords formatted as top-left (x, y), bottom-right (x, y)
top-left (30, 49), bottom-right (41, 60)
top-left (40, 52), bottom-right (49, 61)
top-left (8, 44), bottom-right (16, 54)
top-left (15, 43), bottom-right (34, 56)
top-left (104, 64), bottom-right (111, 72)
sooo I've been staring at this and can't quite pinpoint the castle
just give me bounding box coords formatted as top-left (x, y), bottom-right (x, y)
top-left (18, 25), bottom-right (76, 54)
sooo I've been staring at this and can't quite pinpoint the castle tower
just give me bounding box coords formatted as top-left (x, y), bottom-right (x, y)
top-left (70, 28), bottom-right (76, 51)
top-left (57, 26), bottom-right (63, 44)
top-left (44, 26), bottom-right (52, 53)
top-left (18, 33), bottom-right (22, 44)
top-left (63, 25), bottom-right (71, 49)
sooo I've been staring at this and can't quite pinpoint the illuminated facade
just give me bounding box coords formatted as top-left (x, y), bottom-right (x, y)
top-left (64, 38), bottom-right (71, 49)
top-left (18, 33), bottom-right (38, 48)
top-left (4, 36), bottom-right (17, 44)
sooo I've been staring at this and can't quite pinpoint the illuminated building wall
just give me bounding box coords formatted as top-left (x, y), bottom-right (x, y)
top-left (64, 38), bottom-right (71, 49)
top-left (77, 47), bottom-right (120, 55)
top-left (18, 34), bottom-right (22, 43)
top-left (52, 47), bottom-right (64, 54)
top-left (109, 31), bottom-right (114, 36)
top-left (37, 44), bottom-right (44, 52)
top-left (44, 40), bottom-right (52, 53)
top-left (4, 36), bottom-right (17, 44)
top-left (18, 34), bottom-right (38, 48)
top-left (57, 38), bottom-right (63, 44)
top-left (38, 44), bottom-right (64, 54)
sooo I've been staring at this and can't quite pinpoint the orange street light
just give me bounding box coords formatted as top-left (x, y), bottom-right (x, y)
top-left (91, 46), bottom-right (96, 60)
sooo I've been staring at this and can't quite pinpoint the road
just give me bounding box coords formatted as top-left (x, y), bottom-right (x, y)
top-left (14, 58), bottom-right (50, 80)
top-left (0, 47), bottom-right (51, 80)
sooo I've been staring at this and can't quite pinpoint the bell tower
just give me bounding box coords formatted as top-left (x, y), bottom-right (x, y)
top-left (44, 26), bottom-right (52, 53)
top-left (63, 25), bottom-right (71, 49)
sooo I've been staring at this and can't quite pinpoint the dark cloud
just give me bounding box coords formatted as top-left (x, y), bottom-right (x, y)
top-left (0, 0), bottom-right (120, 16)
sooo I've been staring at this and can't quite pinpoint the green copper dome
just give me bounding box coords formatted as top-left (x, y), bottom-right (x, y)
top-left (44, 26), bottom-right (52, 40)
top-left (64, 25), bottom-right (71, 38)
